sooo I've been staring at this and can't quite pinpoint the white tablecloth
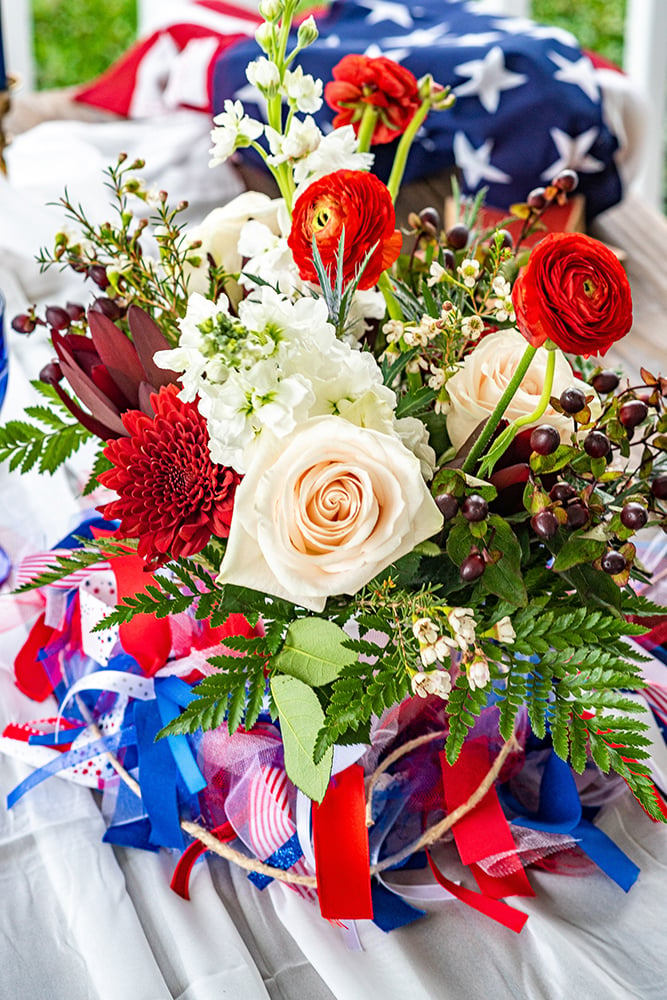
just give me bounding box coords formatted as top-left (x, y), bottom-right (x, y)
top-left (1, 110), bottom-right (667, 1000)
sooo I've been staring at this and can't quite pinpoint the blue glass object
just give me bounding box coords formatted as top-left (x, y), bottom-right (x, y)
top-left (0, 290), bottom-right (7, 412)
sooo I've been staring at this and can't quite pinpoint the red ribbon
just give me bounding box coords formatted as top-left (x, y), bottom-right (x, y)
top-left (106, 552), bottom-right (173, 676)
top-left (170, 821), bottom-right (237, 900)
top-left (441, 742), bottom-right (535, 901)
top-left (312, 764), bottom-right (373, 920)
top-left (14, 612), bottom-right (58, 701)
top-left (426, 852), bottom-right (528, 934)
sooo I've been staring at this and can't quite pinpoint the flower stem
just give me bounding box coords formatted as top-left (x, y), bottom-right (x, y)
top-left (387, 100), bottom-right (430, 203)
top-left (378, 271), bottom-right (403, 321)
top-left (356, 104), bottom-right (380, 154)
top-left (461, 343), bottom-right (537, 474)
top-left (477, 346), bottom-right (556, 477)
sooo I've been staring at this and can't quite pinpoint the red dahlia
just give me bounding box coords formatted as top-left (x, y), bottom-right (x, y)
top-left (97, 384), bottom-right (239, 567)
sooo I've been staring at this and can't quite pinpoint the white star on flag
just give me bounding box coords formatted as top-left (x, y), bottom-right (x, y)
top-left (451, 32), bottom-right (503, 48)
top-left (322, 34), bottom-right (341, 48)
top-left (453, 132), bottom-right (511, 187)
top-left (357, 0), bottom-right (414, 28)
top-left (492, 17), bottom-right (578, 48)
top-left (454, 45), bottom-right (527, 114)
top-left (548, 50), bottom-right (599, 103)
top-left (541, 126), bottom-right (604, 180)
top-left (364, 43), bottom-right (409, 62)
top-left (382, 23), bottom-right (451, 48)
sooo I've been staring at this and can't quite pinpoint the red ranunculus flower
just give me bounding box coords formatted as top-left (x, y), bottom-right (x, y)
top-left (287, 169), bottom-right (402, 290)
top-left (512, 232), bottom-right (633, 356)
top-left (97, 384), bottom-right (239, 567)
top-left (324, 54), bottom-right (420, 145)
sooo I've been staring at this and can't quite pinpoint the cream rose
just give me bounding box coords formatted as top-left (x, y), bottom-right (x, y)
top-left (445, 329), bottom-right (579, 452)
top-left (217, 416), bottom-right (443, 612)
top-left (183, 191), bottom-right (281, 298)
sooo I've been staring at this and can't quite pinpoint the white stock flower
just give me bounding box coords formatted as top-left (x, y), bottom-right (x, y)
top-left (468, 654), bottom-right (491, 691)
top-left (265, 116), bottom-right (322, 167)
top-left (411, 671), bottom-right (452, 700)
top-left (210, 100), bottom-right (263, 167)
top-left (246, 57), bottom-right (281, 93)
top-left (293, 125), bottom-right (374, 188)
top-left (217, 416), bottom-right (444, 612)
top-left (283, 66), bottom-right (323, 113)
top-left (395, 416), bottom-right (437, 480)
top-left (445, 329), bottom-right (579, 451)
top-left (182, 191), bottom-right (281, 297)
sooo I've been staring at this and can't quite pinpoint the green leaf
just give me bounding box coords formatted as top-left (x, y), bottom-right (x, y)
top-left (481, 516), bottom-right (527, 606)
top-left (529, 444), bottom-right (578, 474)
top-left (551, 533), bottom-right (607, 572)
top-left (273, 617), bottom-right (356, 686)
top-left (270, 674), bottom-right (333, 802)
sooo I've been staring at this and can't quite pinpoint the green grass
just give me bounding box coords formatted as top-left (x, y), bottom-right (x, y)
top-left (33, 0), bottom-right (626, 90)
top-left (33, 0), bottom-right (137, 90)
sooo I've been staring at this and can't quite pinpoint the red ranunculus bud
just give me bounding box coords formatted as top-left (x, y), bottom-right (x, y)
top-left (324, 54), bottom-right (421, 145)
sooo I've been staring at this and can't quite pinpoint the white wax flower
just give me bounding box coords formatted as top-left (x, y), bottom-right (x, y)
top-left (217, 415), bottom-right (444, 611)
top-left (411, 671), bottom-right (452, 700)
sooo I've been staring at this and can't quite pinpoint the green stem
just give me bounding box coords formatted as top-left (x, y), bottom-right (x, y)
top-left (386, 99), bottom-right (431, 203)
top-left (478, 346), bottom-right (556, 477)
top-left (461, 343), bottom-right (537, 475)
top-left (378, 271), bottom-right (403, 321)
top-left (356, 104), bottom-right (380, 154)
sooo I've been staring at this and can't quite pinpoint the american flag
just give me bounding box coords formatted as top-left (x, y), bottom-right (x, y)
top-left (76, 0), bottom-right (624, 218)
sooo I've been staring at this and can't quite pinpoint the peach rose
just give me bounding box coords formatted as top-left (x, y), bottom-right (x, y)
top-left (217, 416), bottom-right (443, 612)
top-left (445, 329), bottom-right (579, 451)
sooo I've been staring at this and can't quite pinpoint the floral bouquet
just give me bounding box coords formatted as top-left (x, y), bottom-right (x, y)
top-left (2, 0), bottom-right (667, 931)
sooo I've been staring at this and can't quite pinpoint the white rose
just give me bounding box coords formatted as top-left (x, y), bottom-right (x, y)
top-left (217, 416), bottom-right (444, 612)
top-left (183, 192), bottom-right (281, 297)
top-left (445, 329), bottom-right (578, 452)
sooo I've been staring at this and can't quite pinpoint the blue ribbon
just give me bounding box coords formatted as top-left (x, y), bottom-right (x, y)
top-left (371, 881), bottom-right (426, 932)
top-left (28, 726), bottom-right (88, 747)
top-left (248, 832), bottom-right (304, 889)
top-left (133, 699), bottom-right (186, 849)
top-left (503, 750), bottom-right (639, 892)
top-left (154, 677), bottom-right (207, 797)
top-left (7, 726), bottom-right (136, 809)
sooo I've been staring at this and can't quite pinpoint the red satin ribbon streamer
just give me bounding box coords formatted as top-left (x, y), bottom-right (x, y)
top-left (426, 852), bottom-right (528, 934)
top-left (312, 764), bottom-right (373, 920)
top-left (170, 821), bottom-right (237, 900)
top-left (441, 743), bottom-right (535, 901)
top-left (14, 612), bottom-right (57, 701)
top-left (106, 552), bottom-right (173, 676)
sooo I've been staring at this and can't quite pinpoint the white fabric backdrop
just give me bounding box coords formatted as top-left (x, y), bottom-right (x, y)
top-left (1, 110), bottom-right (667, 1000)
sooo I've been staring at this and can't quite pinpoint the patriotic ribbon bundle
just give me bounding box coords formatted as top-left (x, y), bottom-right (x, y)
top-left (3, 521), bottom-right (667, 939)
